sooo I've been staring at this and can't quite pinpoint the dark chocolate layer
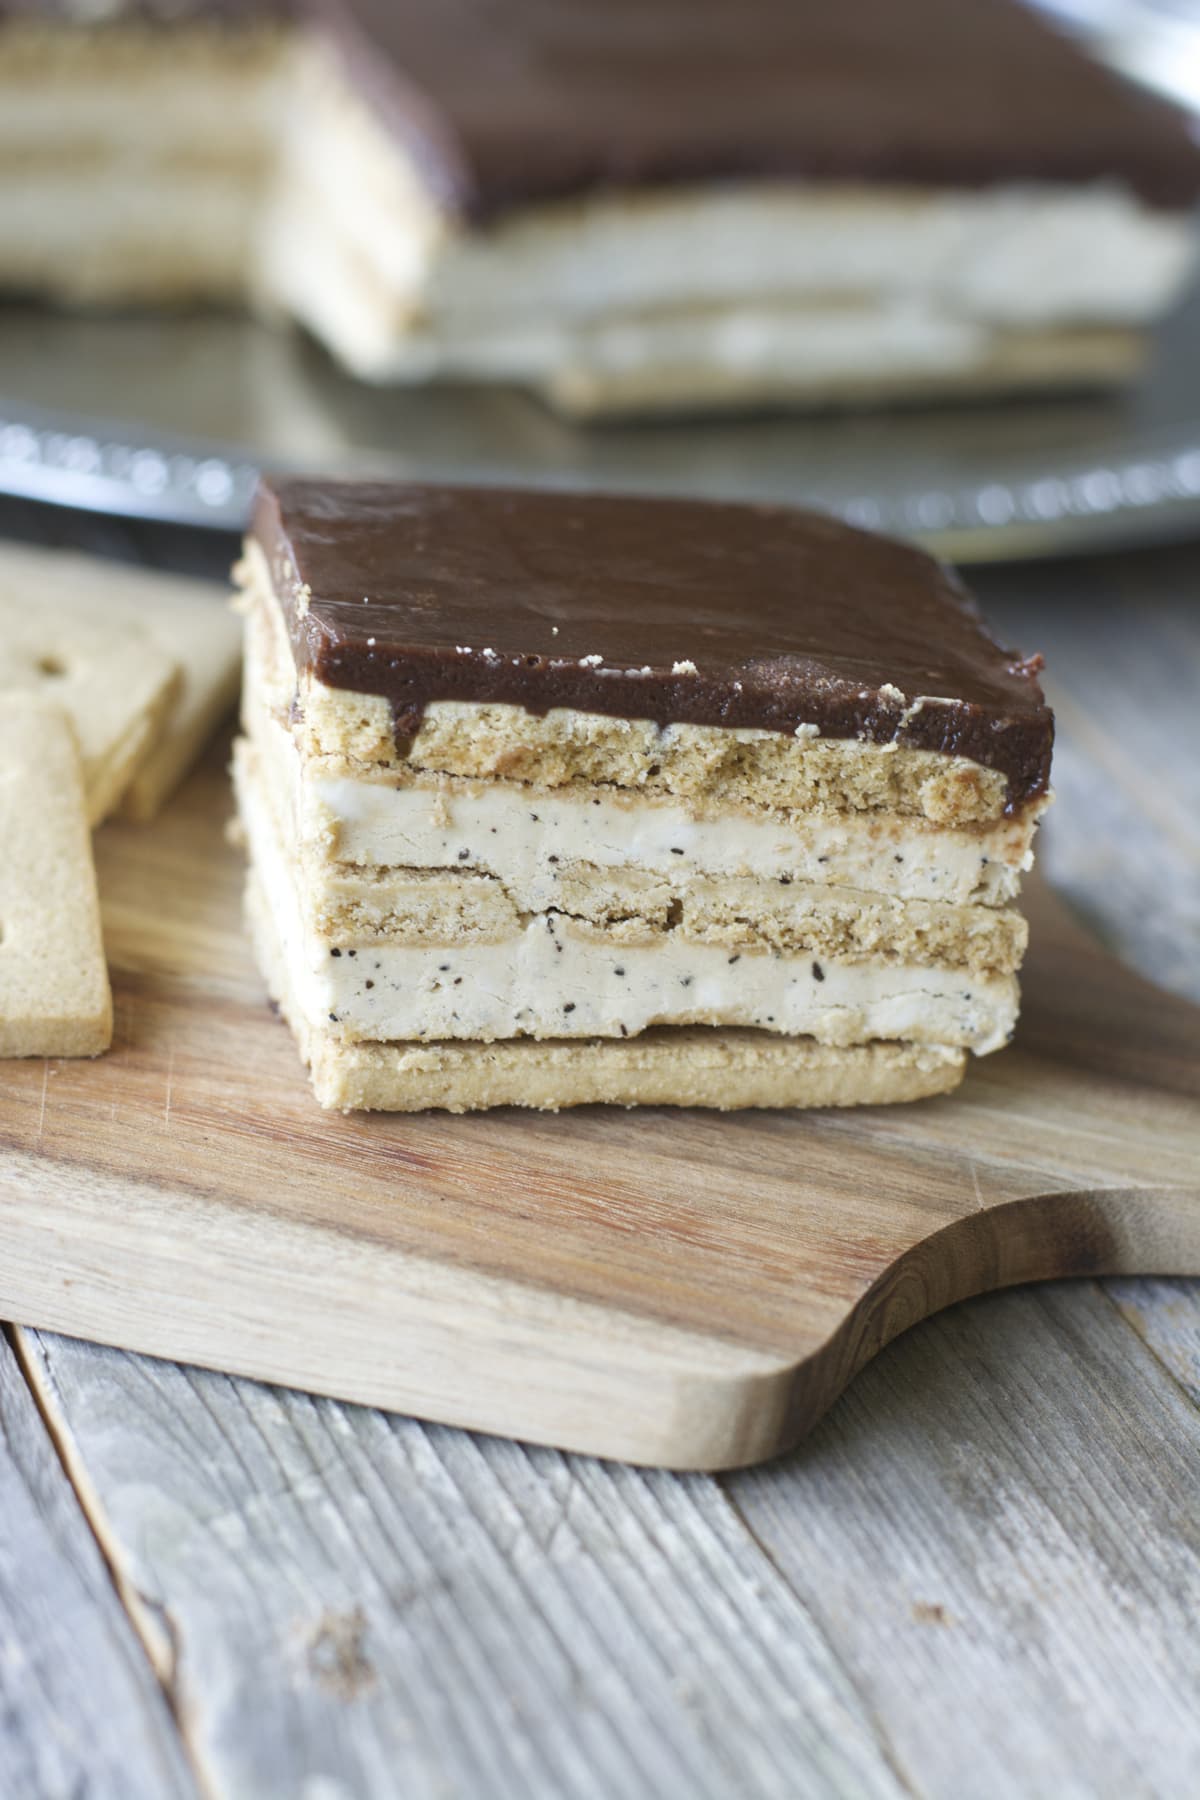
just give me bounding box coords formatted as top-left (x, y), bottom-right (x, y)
top-left (9, 0), bottom-right (1198, 214)
top-left (312, 0), bottom-right (1200, 218)
top-left (255, 477), bottom-right (1053, 813)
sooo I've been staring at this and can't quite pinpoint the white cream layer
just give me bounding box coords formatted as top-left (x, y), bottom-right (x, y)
top-left (0, 79), bottom-right (280, 164)
top-left (0, 175), bottom-right (260, 295)
top-left (264, 222), bottom-right (1011, 389)
top-left (437, 189), bottom-right (1193, 334)
top-left (307, 773), bottom-right (1026, 907)
top-left (261, 172), bottom-right (1193, 387)
top-left (243, 749), bottom-right (1017, 1054)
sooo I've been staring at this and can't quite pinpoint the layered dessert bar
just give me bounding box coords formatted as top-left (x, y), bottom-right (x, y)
top-left (0, 2), bottom-right (289, 304)
top-left (266, 0), bottom-right (1200, 414)
top-left (2, 1), bottom-right (1198, 414)
top-left (235, 478), bottom-right (1053, 1111)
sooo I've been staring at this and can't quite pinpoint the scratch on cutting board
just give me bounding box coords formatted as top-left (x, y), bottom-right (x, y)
top-left (967, 1158), bottom-right (985, 1213)
top-left (35, 1059), bottom-right (48, 1151)
top-left (163, 1040), bottom-right (175, 1131)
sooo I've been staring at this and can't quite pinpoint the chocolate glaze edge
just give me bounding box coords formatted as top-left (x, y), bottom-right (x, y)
top-left (252, 478), bottom-right (1054, 818)
top-left (307, 0), bottom-right (1200, 222)
top-left (7, 2), bottom-right (1199, 216)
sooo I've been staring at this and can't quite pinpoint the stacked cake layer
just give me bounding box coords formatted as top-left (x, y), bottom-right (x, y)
top-left (235, 479), bottom-right (1051, 1112)
top-left (0, 10), bottom-right (288, 303)
top-left (1, 0), bottom-right (1199, 414)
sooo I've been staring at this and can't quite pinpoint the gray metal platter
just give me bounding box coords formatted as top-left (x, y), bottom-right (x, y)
top-left (0, 280), bottom-right (1198, 562)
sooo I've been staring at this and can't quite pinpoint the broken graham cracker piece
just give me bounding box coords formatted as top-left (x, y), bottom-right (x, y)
top-left (0, 542), bottom-right (241, 822)
top-left (0, 697), bottom-right (111, 1057)
top-left (109, 566), bottom-right (242, 821)
top-left (0, 546), bottom-right (179, 824)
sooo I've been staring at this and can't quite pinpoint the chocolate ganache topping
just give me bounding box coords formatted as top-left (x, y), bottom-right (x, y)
top-left (255, 477), bottom-right (1054, 814)
top-left (7, 1), bottom-right (1198, 215)
top-left (310, 0), bottom-right (1200, 219)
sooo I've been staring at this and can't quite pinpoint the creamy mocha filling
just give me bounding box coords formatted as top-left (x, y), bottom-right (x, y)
top-left (238, 738), bottom-right (1018, 1054)
top-left (307, 770), bottom-right (1027, 908)
top-left (244, 697), bottom-right (1033, 910)
top-left (238, 731), bottom-right (1026, 970)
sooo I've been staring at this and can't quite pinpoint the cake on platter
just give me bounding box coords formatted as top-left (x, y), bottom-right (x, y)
top-left (2, 0), bottom-right (1198, 415)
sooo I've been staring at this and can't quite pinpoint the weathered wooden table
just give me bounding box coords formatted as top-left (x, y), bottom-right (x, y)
top-left (1, 507), bottom-right (1197, 1800)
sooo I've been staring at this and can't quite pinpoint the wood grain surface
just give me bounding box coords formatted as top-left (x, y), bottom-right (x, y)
top-left (0, 720), bottom-right (1195, 1468)
top-left (0, 517), bottom-right (1198, 1800)
top-left (0, 1331), bottom-right (196, 1799)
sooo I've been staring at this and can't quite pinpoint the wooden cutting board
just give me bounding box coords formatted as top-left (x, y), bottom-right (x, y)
top-left (1, 742), bottom-right (1197, 1470)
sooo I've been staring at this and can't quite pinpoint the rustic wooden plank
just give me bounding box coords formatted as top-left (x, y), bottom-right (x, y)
top-left (985, 557), bottom-right (1200, 1461)
top-left (697, 559), bottom-right (1196, 1800)
top-left (1107, 1277), bottom-right (1200, 1405)
top-left (724, 1279), bottom-right (1200, 1800)
top-left (5, 532), bottom-right (1198, 1800)
top-left (980, 553), bottom-right (1200, 1003)
top-left (0, 1330), bottom-right (196, 1800)
top-left (0, 732), bottom-right (1196, 1471)
top-left (18, 1329), bottom-right (909, 1800)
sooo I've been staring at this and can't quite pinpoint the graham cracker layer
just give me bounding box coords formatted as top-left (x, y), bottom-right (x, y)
top-left (307, 857), bottom-right (1027, 974)
top-left (241, 697), bottom-right (1035, 912)
top-left (306, 687), bottom-right (1013, 827)
top-left (544, 323), bottom-right (1146, 419)
top-left (240, 551), bottom-right (1019, 830)
top-left (247, 869), bottom-right (965, 1113)
top-left (236, 734), bottom-right (1020, 1053)
top-left (238, 717), bottom-right (1025, 975)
